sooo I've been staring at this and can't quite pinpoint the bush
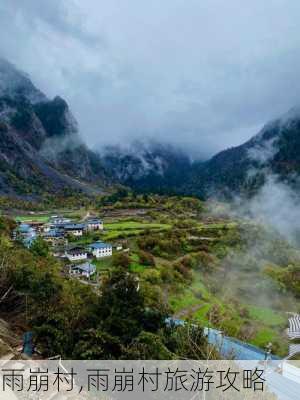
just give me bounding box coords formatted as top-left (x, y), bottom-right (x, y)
top-left (194, 251), bottom-right (219, 271)
top-left (30, 237), bottom-right (50, 258)
top-left (124, 331), bottom-right (173, 359)
top-left (138, 250), bottom-right (155, 266)
top-left (112, 252), bottom-right (131, 269)
top-left (173, 261), bottom-right (193, 281)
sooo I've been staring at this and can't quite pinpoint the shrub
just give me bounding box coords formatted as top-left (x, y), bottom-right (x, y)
top-left (112, 252), bottom-right (131, 269)
top-left (139, 250), bottom-right (155, 266)
top-left (173, 260), bottom-right (193, 281)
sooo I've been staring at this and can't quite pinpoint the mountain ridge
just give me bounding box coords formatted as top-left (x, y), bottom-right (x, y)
top-left (103, 110), bottom-right (300, 198)
top-left (1, 59), bottom-right (300, 200)
top-left (0, 59), bottom-right (111, 197)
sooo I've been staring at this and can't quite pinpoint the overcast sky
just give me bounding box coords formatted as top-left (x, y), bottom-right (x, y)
top-left (1, 0), bottom-right (300, 158)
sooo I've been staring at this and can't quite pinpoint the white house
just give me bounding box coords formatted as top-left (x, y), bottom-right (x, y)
top-left (85, 218), bottom-right (103, 231)
top-left (88, 241), bottom-right (112, 258)
top-left (50, 216), bottom-right (71, 226)
top-left (64, 223), bottom-right (85, 237)
top-left (69, 262), bottom-right (96, 279)
top-left (65, 247), bottom-right (88, 262)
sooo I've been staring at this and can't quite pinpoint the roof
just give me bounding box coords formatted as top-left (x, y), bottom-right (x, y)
top-left (50, 216), bottom-right (71, 222)
top-left (66, 247), bottom-right (87, 255)
top-left (44, 229), bottom-right (64, 238)
top-left (288, 314), bottom-right (300, 339)
top-left (89, 241), bottom-right (112, 249)
top-left (18, 223), bottom-right (32, 233)
top-left (86, 218), bottom-right (102, 224)
top-left (71, 262), bottom-right (96, 274)
top-left (17, 224), bottom-right (36, 239)
top-left (64, 223), bottom-right (85, 230)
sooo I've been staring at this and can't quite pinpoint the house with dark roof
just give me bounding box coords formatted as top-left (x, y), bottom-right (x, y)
top-left (85, 218), bottom-right (103, 231)
top-left (69, 262), bottom-right (96, 278)
top-left (64, 223), bottom-right (85, 237)
top-left (88, 241), bottom-right (112, 258)
top-left (43, 228), bottom-right (67, 246)
top-left (65, 246), bottom-right (88, 262)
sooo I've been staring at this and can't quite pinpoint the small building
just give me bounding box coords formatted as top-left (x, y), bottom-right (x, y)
top-left (51, 248), bottom-right (66, 258)
top-left (14, 223), bottom-right (37, 248)
top-left (64, 223), bottom-right (85, 237)
top-left (113, 243), bottom-right (123, 251)
top-left (65, 246), bottom-right (88, 262)
top-left (69, 262), bottom-right (96, 279)
top-left (85, 218), bottom-right (103, 231)
top-left (287, 314), bottom-right (300, 340)
top-left (88, 241), bottom-right (112, 258)
top-left (43, 223), bottom-right (52, 233)
top-left (50, 216), bottom-right (72, 226)
top-left (43, 228), bottom-right (67, 247)
top-left (18, 223), bottom-right (34, 235)
top-left (26, 221), bottom-right (45, 233)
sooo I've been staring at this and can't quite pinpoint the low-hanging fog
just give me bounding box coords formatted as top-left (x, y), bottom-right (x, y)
top-left (1, 0), bottom-right (300, 249)
top-left (241, 135), bottom-right (300, 245)
top-left (2, 1), bottom-right (300, 158)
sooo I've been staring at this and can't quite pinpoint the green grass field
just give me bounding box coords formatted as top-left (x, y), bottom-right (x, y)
top-left (14, 207), bottom-right (88, 224)
top-left (105, 221), bottom-right (169, 230)
top-left (15, 215), bottom-right (50, 223)
top-left (102, 220), bottom-right (171, 241)
top-left (169, 274), bottom-right (211, 314)
top-left (92, 257), bottom-right (113, 271)
top-left (247, 305), bottom-right (286, 327)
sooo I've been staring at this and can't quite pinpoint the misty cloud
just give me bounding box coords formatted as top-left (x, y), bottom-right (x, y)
top-left (247, 175), bottom-right (300, 244)
top-left (1, 1), bottom-right (300, 158)
top-left (236, 127), bottom-right (300, 244)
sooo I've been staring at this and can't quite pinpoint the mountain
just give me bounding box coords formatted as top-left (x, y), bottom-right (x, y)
top-left (0, 59), bottom-right (109, 197)
top-left (186, 108), bottom-right (300, 198)
top-left (104, 109), bottom-right (300, 199)
top-left (102, 142), bottom-right (192, 194)
top-left (0, 58), bottom-right (46, 104)
top-left (1, 58), bottom-right (300, 200)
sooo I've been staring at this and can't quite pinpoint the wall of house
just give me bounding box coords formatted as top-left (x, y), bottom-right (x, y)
top-left (86, 223), bottom-right (103, 231)
top-left (92, 247), bottom-right (112, 258)
top-left (66, 252), bottom-right (87, 261)
top-left (68, 230), bottom-right (83, 236)
top-left (69, 268), bottom-right (94, 278)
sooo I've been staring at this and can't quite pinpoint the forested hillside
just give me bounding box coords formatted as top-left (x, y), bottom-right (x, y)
top-left (0, 194), bottom-right (299, 359)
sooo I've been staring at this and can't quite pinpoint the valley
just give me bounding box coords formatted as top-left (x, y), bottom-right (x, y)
top-left (0, 59), bottom-right (299, 361)
top-left (1, 193), bottom-right (299, 359)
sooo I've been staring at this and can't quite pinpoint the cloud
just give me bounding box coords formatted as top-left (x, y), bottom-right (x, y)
top-left (1, 0), bottom-right (300, 158)
top-left (222, 128), bottom-right (300, 244)
top-left (247, 175), bottom-right (300, 243)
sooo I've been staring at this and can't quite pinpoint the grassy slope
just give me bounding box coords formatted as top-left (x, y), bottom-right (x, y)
top-left (106, 218), bottom-right (291, 356)
top-left (10, 201), bottom-right (296, 358)
top-left (67, 213), bottom-right (296, 356)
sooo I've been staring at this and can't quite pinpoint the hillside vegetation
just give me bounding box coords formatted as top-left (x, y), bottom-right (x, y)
top-left (0, 193), bottom-right (299, 359)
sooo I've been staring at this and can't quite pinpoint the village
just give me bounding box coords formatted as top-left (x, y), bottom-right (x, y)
top-left (8, 200), bottom-right (300, 362)
top-left (13, 215), bottom-right (126, 280)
